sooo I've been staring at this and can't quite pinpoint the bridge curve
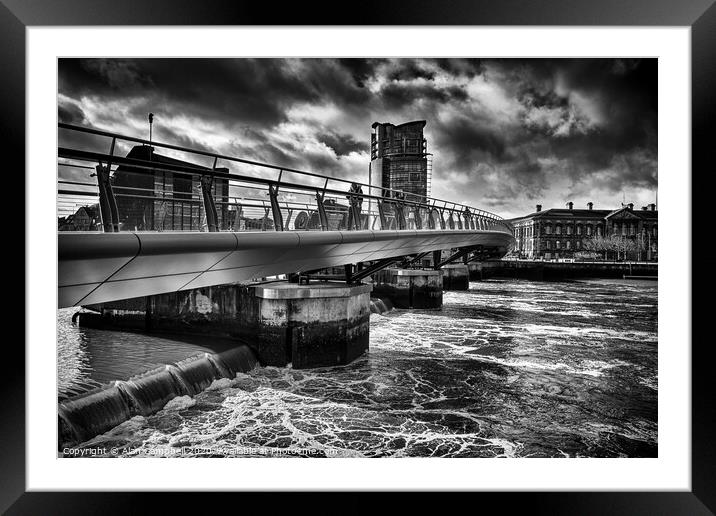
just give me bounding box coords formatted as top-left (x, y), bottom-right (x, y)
top-left (58, 123), bottom-right (515, 307)
top-left (59, 228), bottom-right (513, 307)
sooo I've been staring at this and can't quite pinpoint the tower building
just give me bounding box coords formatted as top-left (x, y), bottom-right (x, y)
top-left (369, 120), bottom-right (431, 202)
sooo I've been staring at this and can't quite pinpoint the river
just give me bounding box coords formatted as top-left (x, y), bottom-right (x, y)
top-left (58, 277), bottom-right (657, 458)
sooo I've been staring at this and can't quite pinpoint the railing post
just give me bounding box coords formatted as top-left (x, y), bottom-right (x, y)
top-left (268, 184), bottom-right (284, 231)
top-left (105, 138), bottom-right (120, 231)
top-left (394, 199), bottom-right (407, 230)
top-left (413, 205), bottom-right (423, 230)
top-left (200, 175), bottom-right (219, 232)
top-left (377, 199), bottom-right (387, 230)
top-left (316, 190), bottom-right (329, 231)
top-left (447, 211), bottom-right (455, 230)
top-left (437, 208), bottom-right (446, 230)
top-left (94, 163), bottom-right (117, 233)
top-left (427, 207), bottom-right (436, 230)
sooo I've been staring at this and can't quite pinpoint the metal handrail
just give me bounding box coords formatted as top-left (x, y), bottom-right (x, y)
top-left (58, 123), bottom-right (505, 221)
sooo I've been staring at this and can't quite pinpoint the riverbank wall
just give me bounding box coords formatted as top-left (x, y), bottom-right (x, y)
top-left (473, 260), bottom-right (658, 281)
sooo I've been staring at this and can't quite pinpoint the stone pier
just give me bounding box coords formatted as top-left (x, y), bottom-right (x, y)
top-left (371, 268), bottom-right (443, 309)
top-left (77, 281), bottom-right (372, 369)
top-left (441, 264), bottom-right (470, 290)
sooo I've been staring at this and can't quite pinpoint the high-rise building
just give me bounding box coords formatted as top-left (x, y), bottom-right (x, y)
top-left (369, 120), bottom-right (431, 202)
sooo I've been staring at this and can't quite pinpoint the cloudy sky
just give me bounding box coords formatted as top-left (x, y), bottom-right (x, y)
top-left (58, 58), bottom-right (657, 218)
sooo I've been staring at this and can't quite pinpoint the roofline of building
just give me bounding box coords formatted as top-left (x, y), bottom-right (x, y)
top-left (371, 120), bottom-right (427, 130)
top-left (509, 206), bottom-right (657, 222)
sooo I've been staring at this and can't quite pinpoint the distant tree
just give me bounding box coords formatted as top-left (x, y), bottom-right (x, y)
top-left (583, 235), bottom-right (611, 260)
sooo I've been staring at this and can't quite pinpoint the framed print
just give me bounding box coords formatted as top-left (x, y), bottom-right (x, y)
top-left (7, 0), bottom-right (714, 513)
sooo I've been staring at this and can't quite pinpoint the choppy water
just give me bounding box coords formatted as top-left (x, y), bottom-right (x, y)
top-left (60, 278), bottom-right (657, 458)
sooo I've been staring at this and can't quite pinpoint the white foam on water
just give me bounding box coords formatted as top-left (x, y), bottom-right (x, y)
top-left (206, 378), bottom-right (233, 391)
top-left (162, 395), bottom-right (196, 411)
top-left (63, 277), bottom-right (657, 458)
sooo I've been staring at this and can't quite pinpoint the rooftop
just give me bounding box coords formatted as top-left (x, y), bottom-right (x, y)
top-left (510, 206), bottom-right (657, 223)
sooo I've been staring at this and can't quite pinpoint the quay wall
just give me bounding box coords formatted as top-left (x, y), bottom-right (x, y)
top-left (473, 260), bottom-right (658, 280)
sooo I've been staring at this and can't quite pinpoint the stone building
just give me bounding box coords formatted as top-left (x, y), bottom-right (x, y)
top-left (369, 120), bottom-right (431, 202)
top-left (509, 201), bottom-right (658, 261)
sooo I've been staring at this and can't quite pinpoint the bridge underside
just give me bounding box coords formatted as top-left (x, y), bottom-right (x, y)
top-left (58, 229), bottom-right (513, 308)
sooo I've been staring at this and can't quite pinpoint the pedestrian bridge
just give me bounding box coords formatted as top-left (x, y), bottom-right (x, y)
top-left (57, 124), bottom-right (515, 308)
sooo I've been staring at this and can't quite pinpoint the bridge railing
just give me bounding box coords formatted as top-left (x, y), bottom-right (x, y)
top-left (57, 123), bottom-right (513, 235)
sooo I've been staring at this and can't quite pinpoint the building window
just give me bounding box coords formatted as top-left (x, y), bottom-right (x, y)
top-left (577, 240), bottom-right (582, 250)
top-left (555, 240), bottom-right (561, 250)
top-left (567, 225), bottom-right (572, 235)
top-left (653, 226), bottom-right (657, 237)
top-left (621, 224), bottom-right (627, 236)
top-left (555, 225), bottom-right (561, 235)
top-left (629, 224), bottom-right (635, 236)
top-left (545, 225), bottom-right (551, 235)
top-left (566, 240), bottom-right (571, 250)
top-left (586, 225), bottom-right (592, 236)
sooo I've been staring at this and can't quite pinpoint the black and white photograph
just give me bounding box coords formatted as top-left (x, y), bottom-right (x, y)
top-left (56, 56), bottom-right (659, 459)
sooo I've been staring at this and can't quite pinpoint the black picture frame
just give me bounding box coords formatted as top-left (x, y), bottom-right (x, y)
top-left (6, 0), bottom-right (714, 513)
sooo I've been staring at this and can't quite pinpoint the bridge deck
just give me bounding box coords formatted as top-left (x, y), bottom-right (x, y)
top-left (58, 229), bottom-right (513, 307)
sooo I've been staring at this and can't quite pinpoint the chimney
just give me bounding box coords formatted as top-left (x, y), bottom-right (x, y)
top-left (566, 201), bottom-right (573, 210)
top-left (649, 203), bottom-right (656, 211)
top-left (627, 203), bottom-right (634, 210)
top-left (587, 202), bottom-right (593, 210)
top-left (536, 204), bottom-right (542, 212)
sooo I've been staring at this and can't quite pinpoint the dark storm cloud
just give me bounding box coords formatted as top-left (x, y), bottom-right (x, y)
top-left (318, 132), bottom-right (368, 156)
top-left (337, 58), bottom-right (386, 88)
top-left (60, 58), bottom-right (321, 128)
top-left (58, 57), bottom-right (657, 216)
top-left (381, 82), bottom-right (469, 107)
top-left (58, 101), bottom-right (87, 125)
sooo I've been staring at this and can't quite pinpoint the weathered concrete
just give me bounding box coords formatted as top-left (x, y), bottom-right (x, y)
top-left (79, 281), bottom-right (372, 369)
top-left (235, 282), bottom-right (372, 368)
top-left (441, 264), bottom-right (470, 290)
top-left (371, 268), bottom-right (443, 309)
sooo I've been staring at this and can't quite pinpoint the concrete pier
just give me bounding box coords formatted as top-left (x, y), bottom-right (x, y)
top-left (371, 268), bottom-right (443, 309)
top-left (78, 280), bottom-right (372, 369)
top-left (441, 264), bottom-right (470, 290)
top-left (234, 282), bottom-right (371, 368)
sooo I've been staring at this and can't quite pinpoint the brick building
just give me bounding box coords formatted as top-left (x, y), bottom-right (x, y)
top-left (113, 145), bottom-right (229, 231)
top-left (509, 201), bottom-right (658, 261)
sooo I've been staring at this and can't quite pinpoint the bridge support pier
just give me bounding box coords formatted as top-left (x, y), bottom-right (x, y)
top-left (78, 281), bottom-right (372, 370)
top-left (236, 281), bottom-right (372, 369)
top-left (441, 264), bottom-right (470, 291)
top-left (371, 268), bottom-right (443, 309)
